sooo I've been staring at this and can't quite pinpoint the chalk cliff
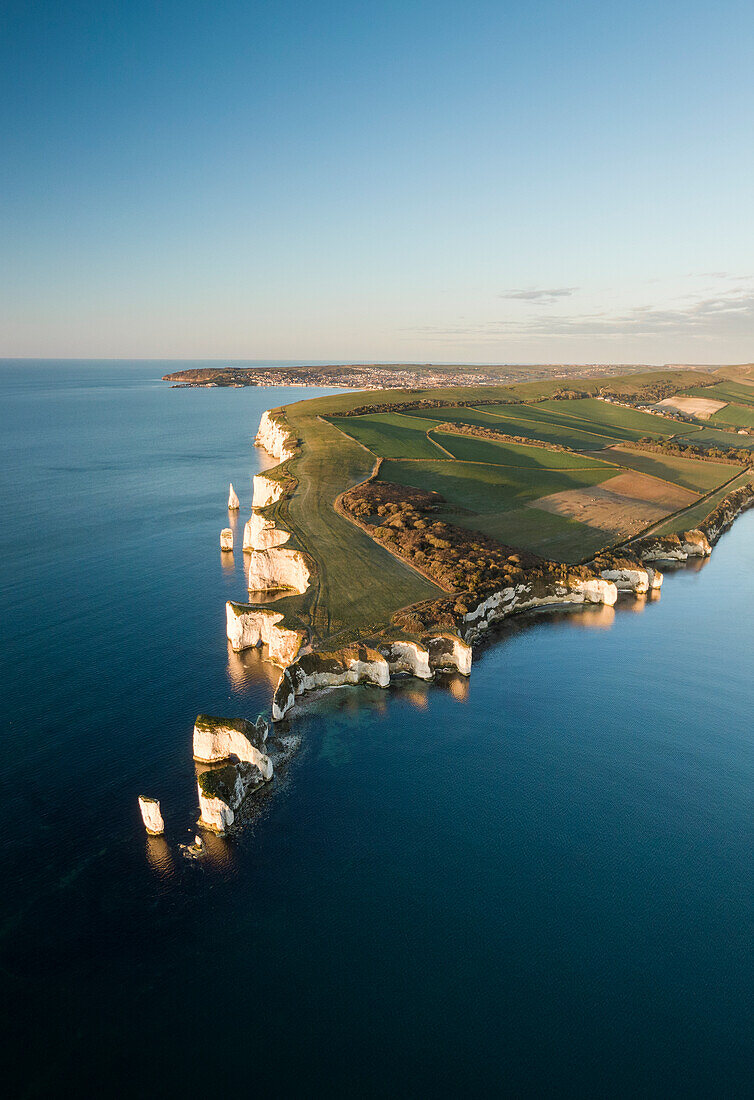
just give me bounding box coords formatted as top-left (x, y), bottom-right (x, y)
top-left (226, 601), bottom-right (305, 665)
top-left (599, 566), bottom-right (663, 595)
top-left (252, 473), bottom-right (284, 509)
top-left (379, 640), bottom-right (433, 680)
top-left (220, 528), bottom-right (233, 551)
top-left (138, 796), bottom-right (165, 835)
top-left (272, 644), bottom-right (391, 720)
top-left (193, 714), bottom-right (272, 776)
top-left (197, 757), bottom-right (271, 833)
top-left (228, 483), bottom-right (240, 510)
top-left (247, 547), bottom-right (310, 594)
top-left (243, 510), bottom-right (290, 550)
top-left (462, 574), bottom-right (618, 643)
top-left (255, 410), bottom-right (297, 461)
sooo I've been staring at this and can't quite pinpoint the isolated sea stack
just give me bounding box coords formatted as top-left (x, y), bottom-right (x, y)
top-left (138, 796), bottom-right (165, 836)
top-left (220, 528), bottom-right (233, 551)
top-left (228, 482), bottom-right (240, 510)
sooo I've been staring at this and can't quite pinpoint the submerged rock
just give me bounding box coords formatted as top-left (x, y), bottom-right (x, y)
top-left (228, 483), bottom-right (240, 510)
top-left (138, 796), bottom-right (165, 836)
top-left (220, 527), bottom-right (233, 551)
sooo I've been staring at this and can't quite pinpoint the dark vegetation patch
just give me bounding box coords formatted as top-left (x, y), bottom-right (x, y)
top-left (631, 437), bottom-right (752, 466)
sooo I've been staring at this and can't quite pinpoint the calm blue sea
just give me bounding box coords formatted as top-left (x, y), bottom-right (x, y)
top-left (2, 360), bottom-right (753, 1096)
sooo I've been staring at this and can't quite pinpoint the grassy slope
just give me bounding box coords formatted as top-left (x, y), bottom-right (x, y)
top-left (273, 404), bottom-right (442, 645)
top-left (603, 446), bottom-right (740, 493)
top-left (652, 471), bottom-right (754, 536)
top-left (710, 404), bottom-right (754, 429)
top-left (431, 430), bottom-right (615, 469)
top-left (328, 412), bottom-right (449, 459)
top-left (684, 381), bottom-right (754, 408)
top-left (379, 458), bottom-right (617, 514)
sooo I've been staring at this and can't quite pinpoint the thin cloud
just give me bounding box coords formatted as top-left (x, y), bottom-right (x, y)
top-left (414, 288), bottom-right (754, 342)
top-left (500, 287), bottom-right (578, 302)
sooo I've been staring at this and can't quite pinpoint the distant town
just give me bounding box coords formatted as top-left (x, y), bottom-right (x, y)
top-left (162, 362), bottom-right (704, 390)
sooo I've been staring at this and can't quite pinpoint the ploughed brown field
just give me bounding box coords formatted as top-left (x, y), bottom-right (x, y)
top-left (528, 471), bottom-right (699, 540)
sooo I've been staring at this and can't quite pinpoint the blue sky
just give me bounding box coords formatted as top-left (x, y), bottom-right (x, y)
top-left (2, 0), bottom-right (754, 362)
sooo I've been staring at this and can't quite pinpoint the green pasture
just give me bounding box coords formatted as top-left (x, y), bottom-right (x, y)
top-left (651, 471), bottom-right (753, 537)
top-left (710, 404), bottom-right (754, 430)
top-left (328, 412), bottom-right (448, 459)
top-left (605, 447), bottom-right (740, 493)
top-left (684, 382), bottom-right (754, 408)
top-left (432, 430), bottom-right (615, 470)
top-left (379, 459), bottom-right (616, 515)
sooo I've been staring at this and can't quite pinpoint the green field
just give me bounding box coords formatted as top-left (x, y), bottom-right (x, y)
top-left (710, 404), bottom-right (754, 430)
top-left (651, 471), bottom-right (753, 536)
top-left (604, 446), bottom-right (740, 493)
top-left (379, 458), bottom-right (617, 515)
top-left (684, 381), bottom-right (754, 408)
top-left (328, 412), bottom-right (449, 459)
top-left (432, 430), bottom-right (614, 470)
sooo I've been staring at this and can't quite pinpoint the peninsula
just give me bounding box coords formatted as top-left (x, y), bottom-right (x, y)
top-left (169, 364), bottom-right (754, 833)
top-left (233, 366), bottom-right (754, 719)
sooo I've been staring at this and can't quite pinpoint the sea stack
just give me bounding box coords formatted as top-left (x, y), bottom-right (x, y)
top-left (138, 796), bottom-right (165, 836)
top-left (228, 483), bottom-right (240, 510)
top-left (220, 528), bottom-right (233, 551)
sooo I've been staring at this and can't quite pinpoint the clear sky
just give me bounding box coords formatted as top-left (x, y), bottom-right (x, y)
top-left (2, 0), bottom-right (754, 363)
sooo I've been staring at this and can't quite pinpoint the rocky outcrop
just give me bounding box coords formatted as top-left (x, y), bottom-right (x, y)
top-left (247, 547), bottom-right (310, 594)
top-left (461, 574), bottom-right (618, 644)
top-left (378, 640), bottom-right (433, 680)
top-left (252, 473), bottom-right (284, 509)
top-left (255, 410), bottom-right (297, 461)
top-left (197, 759), bottom-right (271, 833)
top-left (243, 511), bottom-right (290, 550)
top-left (226, 601), bottom-right (305, 665)
top-left (228, 483), bottom-right (240, 510)
top-left (272, 645), bottom-right (390, 721)
top-left (599, 566), bottom-right (663, 595)
top-left (424, 633), bottom-right (473, 675)
top-left (193, 714), bottom-right (273, 778)
top-left (637, 529), bottom-right (712, 562)
top-left (138, 796), bottom-right (164, 835)
top-left (220, 528), bottom-right (233, 551)
top-left (701, 484), bottom-right (754, 545)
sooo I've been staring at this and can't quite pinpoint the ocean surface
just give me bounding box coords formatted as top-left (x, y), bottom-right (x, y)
top-left (2, 360), bottom-right (753, 1096)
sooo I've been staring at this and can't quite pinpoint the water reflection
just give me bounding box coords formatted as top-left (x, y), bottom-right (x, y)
top-left (220, 549), bottom-right (235, 574)
top-left (197, 829), bottom-right (238, 875)
top-left (570, 603), bottom-right (616, 631)
top-left (145, 836), bottom-right (177, 880)
top-left (226, 642), bottom-right (282, 693)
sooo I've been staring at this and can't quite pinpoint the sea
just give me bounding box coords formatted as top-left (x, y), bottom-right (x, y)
top-left (1, 360), bottom-right (753, 1097)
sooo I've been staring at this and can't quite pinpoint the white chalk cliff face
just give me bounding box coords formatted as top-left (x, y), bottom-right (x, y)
top-left (193, 714), bottom-right (273, 779)
top-left (599, 567), bottom-right (662, 595)
top-left (252, 473), bottom-right (284, 509)
top-left (255, 411), bottom-right (297, 461)
top-left (272, 645), bottom-right (391, 720)
top-left (228, 483), bottom-right (240, 510)
top-left (220, 528), bottom-right (233, 551)
top-left (379, 641), bottom-right (433, 680)
top-left (248, 547), bottom-right (310, 594)
top-left (196, 759), bottom-right (270, 833)
top-left (226, 601), bottom-right (305, 665)
top-left (243, 511), bottom-right (290, 550)
top-left (462, 575), bottom-right (618, 643)
top-left (425, 634), bottom-right (473, 676)
top-left (138, 796), bottom-right (164, 835)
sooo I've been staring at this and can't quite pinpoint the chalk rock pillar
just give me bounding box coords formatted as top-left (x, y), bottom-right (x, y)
top-left (138, 796), bottom-right (165, 836)
top-left (228, 483), bottom-right (240, 510)
top-left (220, 528), bottom-right (233, 551)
